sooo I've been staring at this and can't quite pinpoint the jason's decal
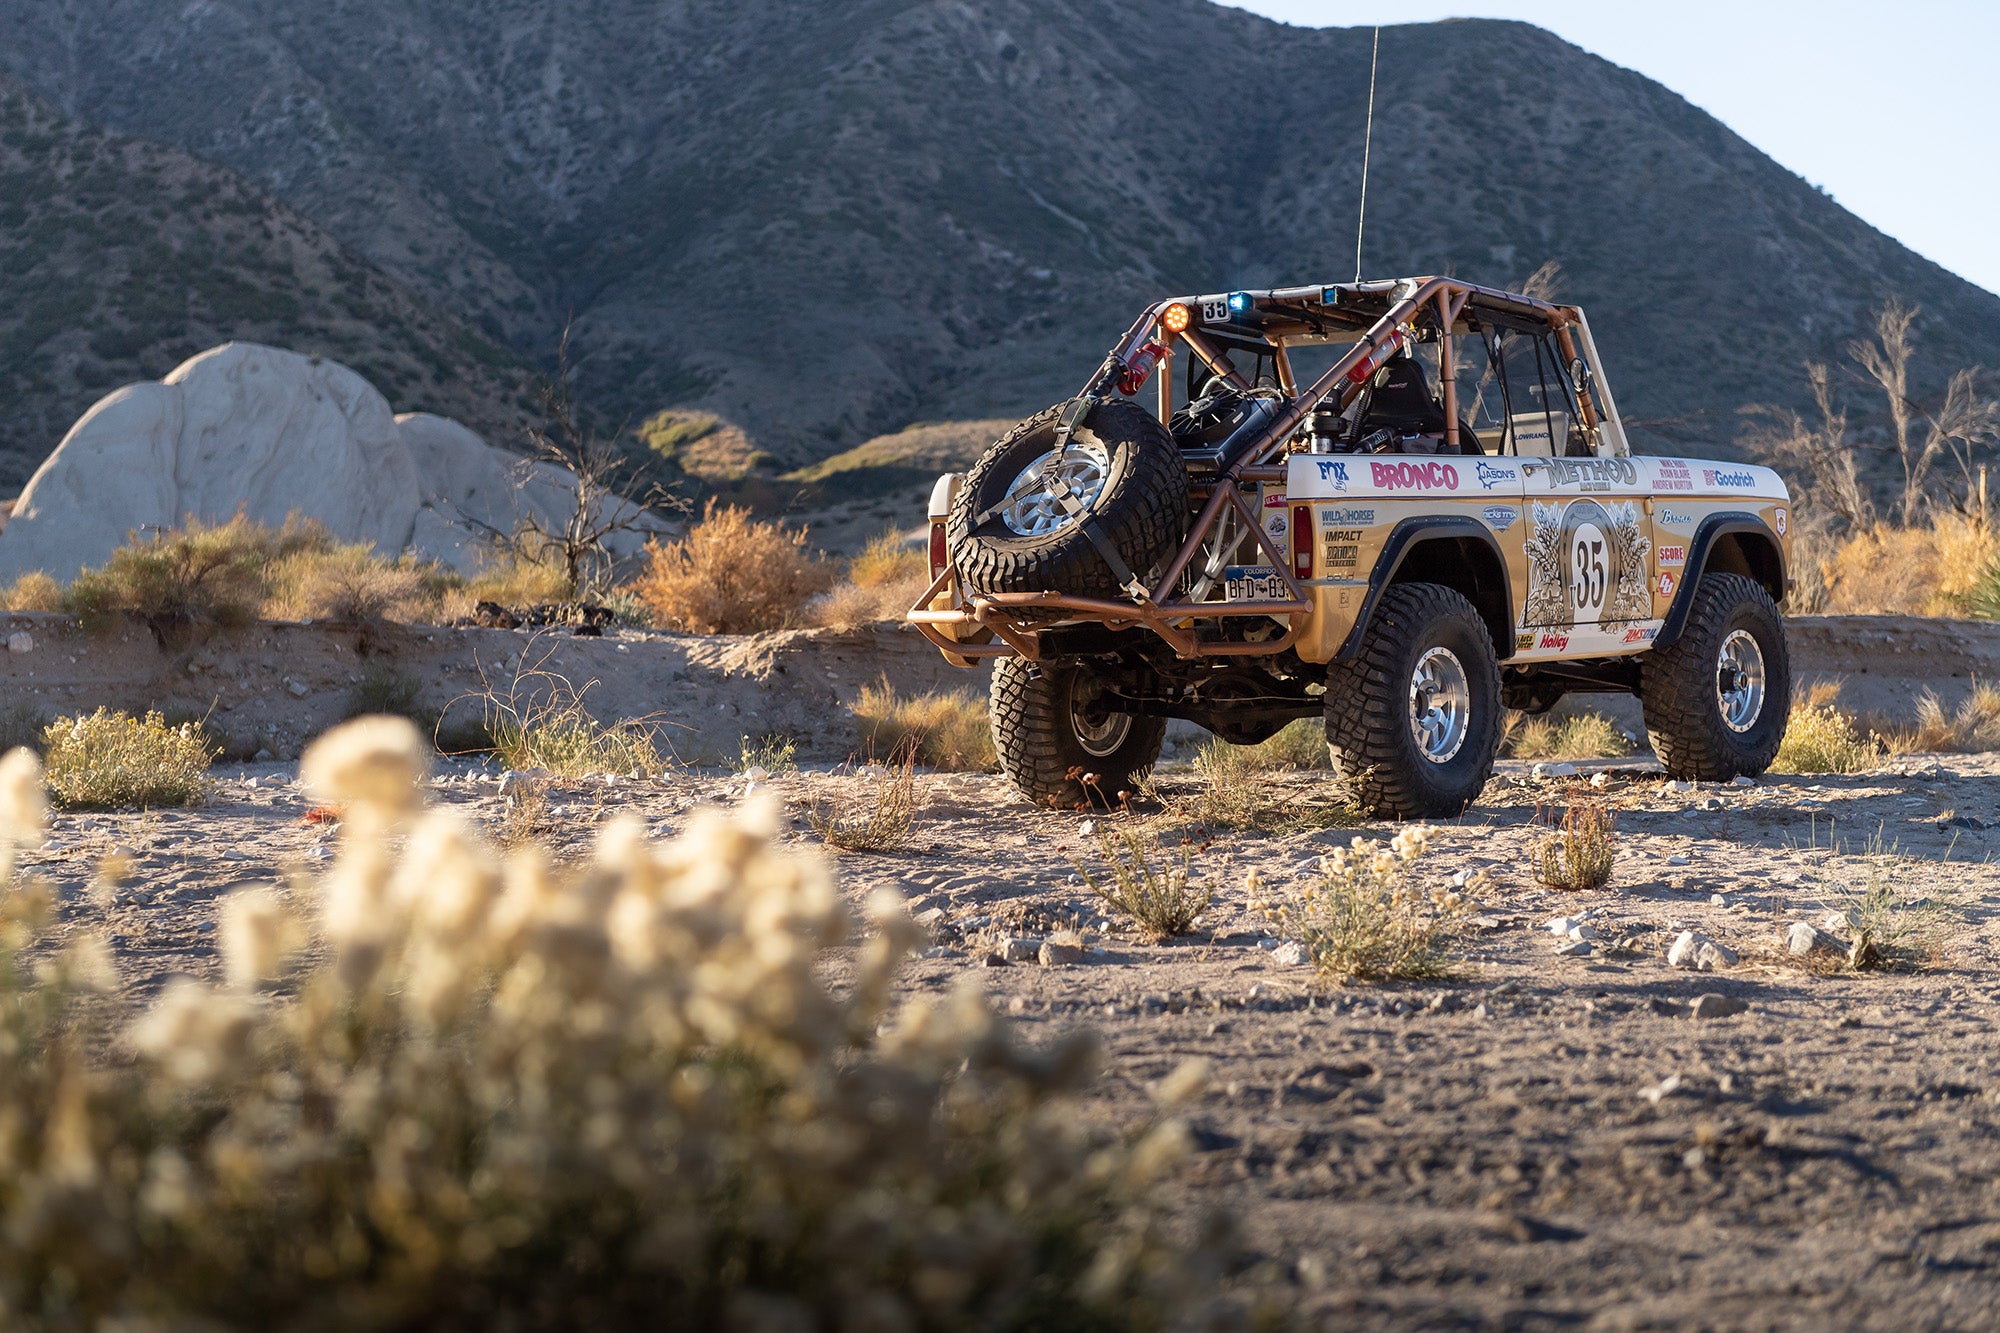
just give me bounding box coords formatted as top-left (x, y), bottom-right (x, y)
top-left (1523, 498), bottom-right (1652, 628)
top-left (1473, 460), bottom-right (1517, 490)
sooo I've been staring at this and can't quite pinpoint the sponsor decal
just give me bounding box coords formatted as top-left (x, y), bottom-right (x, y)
top-left (1776, 508), bottom-right (1788, 535)
top-left (1263, 493), bottom-right (1287, 508)
top-left (1265, 513), bottom-right (1288, 537)
top-left (1654, 458), bottom-right (1694, 491)
top-left (1621, 625), bottom-right (1659, 645)
top-left (1522, 498), bottom-right (1652, 629)
top-left (1320, 507), bottom-right (1375, 527)
top-left (1539, 457), bottom-right (1639, 491)
top-left (1314, 459), bottom-right (1351, 490)
top-left (1658, 571), bottom-right (1676, 598)
top-left (1659, 507), bottom-right (1693, 527)
top-left (1473, 460), bottom-right (1514, 490)
top-left (1481, 505), bottom-right (1518, 532)
top-left (1537, 630), bottom-right (1571, 651)
top-left (1515, 631), bottom-right (1535, 651)
top-left (1323, 543), bottom-right (1359, 567)
top-left (1369, 459), bottom-right (1460, 491)
top-left (1703, 468), bottom-right (1756, 488)
top-left (1321, 528), bottom-right (1364, 542)
top-left (1658, 545), bottom-right (1686, 567)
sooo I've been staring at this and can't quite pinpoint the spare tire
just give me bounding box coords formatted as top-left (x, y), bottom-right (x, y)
top-left (948, 399), bottom-right (1189, 603)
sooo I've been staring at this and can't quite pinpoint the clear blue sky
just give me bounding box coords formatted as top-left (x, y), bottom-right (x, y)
top-left (1221, 1), bottom-right (2000, 297)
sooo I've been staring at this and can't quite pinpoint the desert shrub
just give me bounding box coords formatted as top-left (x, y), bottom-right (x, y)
top-left (465, 546), bottom-right (575, 609)
top-left (1505, 711), bottom-right (1634, 761)
top-left (632, 499), bottom-right (834, 634)
top-left (1249, 825), bottom-right (1475, 983)
top-left (852, 681), bottom-right (995, 770)
top-left (734, 733), bottom-right (798, 775)
top-left (1076, 826), bottom-right (1211, 942)
top-left (476, 658), bottom-right (665, 779)
top-left (40, 707), bottom-right (213, 808)
top-left (62, 514), bottom-right (282, 636)
top-left (1816, 830), bottom-right (1963, 970)
top-left (1773, 699), bottom-right (1881, 774)
top-left (265, 541), bottom-right (458, 623)
top-left (0, 570), bottom-right (61, 611)
top-left (1889, 684), bottom-right (2000, 753)
top-left (1153, 740), bottom-right (1354, 834)
top-left (1530, 798), bottom-right (1617, 891)
top-left (1821, 514), bottom-right (1997, 615)
top-left (1229, 718), bottom-right (1330, 771)
top-left (801, 753), bottom-right (920, 852)
top-left (0, 724), bottom-right (1240, 1328)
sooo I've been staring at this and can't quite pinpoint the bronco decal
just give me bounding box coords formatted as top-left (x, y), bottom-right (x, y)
top-left (1369, 460), bottom-right (1460, 491)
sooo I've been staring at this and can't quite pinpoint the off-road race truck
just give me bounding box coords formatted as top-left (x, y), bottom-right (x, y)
top-left (907, 276), bottom-right (1791, 818)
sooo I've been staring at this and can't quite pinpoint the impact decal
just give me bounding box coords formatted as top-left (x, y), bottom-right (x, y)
top-left (1313, 459), bottom-right (1351, 490)
top-left (1473, 461), bottom-right (1515, 490)
top-left (1658, 545), bottom-right (1686, 567)
top-left (1523, 498), bottom-right (1652, 629)
top-left (1369, 459), bottom-right (1460, 491)
top-left (1319, 507), bottom-right (1375, 527)
top-left (1482, 505), bottom-right (1518, 531)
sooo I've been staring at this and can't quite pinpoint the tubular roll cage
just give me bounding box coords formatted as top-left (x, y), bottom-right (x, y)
top-left (908, 276), bottom-right (1612, 663)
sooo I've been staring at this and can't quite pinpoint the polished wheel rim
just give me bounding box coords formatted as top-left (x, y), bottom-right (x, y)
top-left (1071, 681), bottom-right (1133, 758)
top-left (1409, 646), bottom-right (1471, 764)
top-left (998, 438), bottom-right (1111, 537)
top-left (1716, 629), bottom-right (1766, 733)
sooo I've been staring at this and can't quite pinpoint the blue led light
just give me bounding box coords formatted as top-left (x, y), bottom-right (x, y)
top-left (1321, 286), bottom-right (1342, 304)
top-left (1227, 292), bottom-right (1250, 313)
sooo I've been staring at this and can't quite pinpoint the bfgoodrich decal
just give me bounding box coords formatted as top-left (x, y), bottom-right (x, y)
top-left (1703, 468), bottom-right (1756, 488)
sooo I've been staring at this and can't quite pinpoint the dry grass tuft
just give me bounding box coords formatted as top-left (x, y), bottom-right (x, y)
top-left (1249, 825), bottom-right (1475, 982)
top-left (0, 722), bottom-right (1242, 1326)
top-left (1151, 740), bottom-right (1355, 834)
top-left (1815, 830), bottom-right (1964, 971)
top-left (40, 707), bottom-right (213, 809)
top-left (471, 646), bottom-right (667, 778)
top-left (464, 546), bottom-right (575, 610)
top-left (851, 681), bottom-right (995, 770)
top-left (1506, 711), bottom-right (1635, 761)
top-left (1887, 684), bottom-right (2000, 753)
top-left (1530, 798), bottom-right (1617, 891)
top-left (0, 571), bottom-right (61, 611)
top-left (631, 499), bottom-right (835, 633)
top-left (1774, 693), bottom-right (1882, 774)
top-left (1819, 514), bottom-right (1998, 615)
top-left (1075, 826), bottom-right (1212, 942)
top-left (1232, 719), bottom-right (1331, 771)
top-left (265, 541), bottom-right (455, 622)
top-left (801, 753), bottom-right (921, 852)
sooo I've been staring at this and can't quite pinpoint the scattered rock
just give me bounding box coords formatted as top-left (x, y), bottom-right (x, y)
top-left (1532, 761), bottom-right (1579, 779)
top-left (982, 951), bottom-right (1009, 967)
top-left (1567, 922), bottom-right (1598, 942)
top-left (1695, 940), bottom-right (1739, 971)
top-left (1691, 993), bottom-right (1749, 1020)
top-left (1709, 893), bottom-right (1728, 906)
top-left (1038, 939), bottom-right (1086, 967)
top-left (1555, 939), bottom-right (1593, 957)
top-left (1731, 775), bottom-right (1755, 787)
top-left (1703, 797), bottom-right (1724, 811)
top-left (1545, 911), bottom-right (1592, 936)
top-left (740, 765), bottom-right (771, 782)
top-left (918, 945), bottom-right (957, 960)
top-left (1269, 940), bottom-right (1310, 967)
top-left (1649, 997), bottom-right (1687, 1017)
top-left (1078, 819), bottom-right (1097, 836)
top-left (1256, 936), bottom-right (1283, 951)
top-left (1819, 911), bottom-right (1852, 935)
top-left (1669, 780), bottom-right (1694, 793)
top-left (1000, 937), bottom-right (1041, 963)
top-left (6, 631), bottom-right (31, 654)
top-left (1590, 771), bottom-right (1609, 789)
top-left (1666, 855), bottom-right (1691, 867)
top-left (1787, 921), bottom-right (1841, 958)
top-left (1469, 915), bottom-right (1508, 932)
top-left (1667, 930), bottom-right (1708, 968)
top-left (286, 681), bottom-right (311, 698)
top-left (1642, 1073), bottom-right (1685, 1103)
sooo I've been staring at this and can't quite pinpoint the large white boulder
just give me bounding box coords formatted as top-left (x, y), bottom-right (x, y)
top-left (0, 343), bottom-right (652, 582)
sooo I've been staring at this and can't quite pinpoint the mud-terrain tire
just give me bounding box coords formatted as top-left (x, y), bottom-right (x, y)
top-left (1640, 573), bottom-right (1789, 781)
top-left (950, 399), bottom-right (1189, 604)
top-left (1324, 583), bottom-right (1502, 820)
top-left (990, 658), bottom-right (1166, 807)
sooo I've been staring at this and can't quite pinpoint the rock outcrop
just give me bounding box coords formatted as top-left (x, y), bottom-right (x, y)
top-left (0, 344), bottom-right (650, 581)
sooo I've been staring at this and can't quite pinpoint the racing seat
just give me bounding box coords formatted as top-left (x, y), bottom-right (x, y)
top-left (1358, 353), bottom-right (1483, 455)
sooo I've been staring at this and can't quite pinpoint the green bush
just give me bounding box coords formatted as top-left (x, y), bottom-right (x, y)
top-left (39, 707), bottom-right (213, 808)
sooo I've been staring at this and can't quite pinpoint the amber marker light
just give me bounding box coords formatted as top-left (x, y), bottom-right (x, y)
top-left (1161, 302), bottom-right (1191, 333)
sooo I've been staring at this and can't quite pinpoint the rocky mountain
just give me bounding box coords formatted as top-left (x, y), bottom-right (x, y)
top-left (0, 78), bottom-right (540, 490)
top-left (2, 1), bottom-right (1997, 480)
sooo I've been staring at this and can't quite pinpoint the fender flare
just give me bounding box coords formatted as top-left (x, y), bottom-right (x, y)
top-left (1653, 513), bottom-right (1786, 650)
top-left (1334, 516), bottom-right (1516, 662)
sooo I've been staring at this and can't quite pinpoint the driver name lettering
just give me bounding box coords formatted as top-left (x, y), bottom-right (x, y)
top-left (1542, 457), bottom-right (1638, 491)
top-left (1369, 460), bottom-right (1459, 491)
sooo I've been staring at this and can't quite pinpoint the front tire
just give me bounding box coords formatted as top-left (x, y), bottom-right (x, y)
top-left (1640, 573), bottom-right (1789, 780)
top-left (990, 658), bottom-right (1165, 807)
top-left (1324, 583), bottom-right (1502, 819)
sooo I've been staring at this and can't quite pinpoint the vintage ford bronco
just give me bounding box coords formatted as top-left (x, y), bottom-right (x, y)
top-left (907, 277), bottom-right (1791, 818)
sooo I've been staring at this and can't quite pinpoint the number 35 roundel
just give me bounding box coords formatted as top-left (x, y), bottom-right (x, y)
top-left (1558, 499), bottom-right (1623, 626)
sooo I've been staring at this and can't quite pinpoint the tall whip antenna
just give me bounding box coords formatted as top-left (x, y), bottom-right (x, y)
top-left (1353, 24), bottom-right (1379, 283)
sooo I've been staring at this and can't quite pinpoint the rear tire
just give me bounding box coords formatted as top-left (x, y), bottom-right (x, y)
top-left (990, 658), bottom-right (1165, 807)
top-left (1640, 573), bottom-right (1789, 780)
top-left (950, 399), bottom-right (1188, 604)
top-left (1324, 583), bottom-right (1502, 819)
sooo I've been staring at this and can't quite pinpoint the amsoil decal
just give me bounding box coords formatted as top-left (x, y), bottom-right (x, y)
top-left (1621, 625), bottom-right (1659, 645)
top-left (1320, 507), bottom-right (1376, 527)
top-left (1654, 459), bottom-right (1695, 491)
top-left (1658, 545), bottom-right (1686, 567)
top-left (1531, 457), bottom-right (1639, 492)
top-left (1313, 459), bottom-right (1352, 490)
top-left (1537, 630), bottom-right (1571, 651)
top-left (1776, 508), bottom-right (1788, 535)
top-left (1658, 571), bottom-right (1676, 598)
top-left (1370, 460), bottom-right (1460, 491)
top-left (1703, 468), bottom-right (1756, 488)
top-left (1473, 461), bottom-right (1515, 490)
top-left (1482, 505), bottom-right (1518, 531)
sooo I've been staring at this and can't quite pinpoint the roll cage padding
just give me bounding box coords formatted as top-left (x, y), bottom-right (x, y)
top-left (1652, 513), bottom-right (1788, 650)
top-left (1334, 517), bottom-right (1516, 663)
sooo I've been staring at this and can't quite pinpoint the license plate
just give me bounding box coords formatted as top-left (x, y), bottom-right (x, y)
top-left (1224, 564), bottom-right (1286, 601)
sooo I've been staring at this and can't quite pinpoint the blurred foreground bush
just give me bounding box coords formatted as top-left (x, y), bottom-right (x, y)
top-left (0, 720), bottom-right (1239, 1329)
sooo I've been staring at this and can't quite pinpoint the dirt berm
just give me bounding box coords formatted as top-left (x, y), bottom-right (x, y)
top-left (0, 611), bottom-right (1985, 762)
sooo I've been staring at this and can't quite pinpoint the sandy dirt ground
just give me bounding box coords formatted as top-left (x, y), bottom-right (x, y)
top-left (19, 740), bottom-right (2000, 1330)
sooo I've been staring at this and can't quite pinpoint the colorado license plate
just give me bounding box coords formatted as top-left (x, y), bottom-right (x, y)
top-left (1223, 564), bottom-right (1286, 601)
